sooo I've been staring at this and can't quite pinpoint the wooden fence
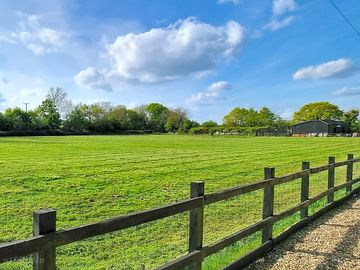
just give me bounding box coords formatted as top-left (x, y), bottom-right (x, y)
top-left (0, 154), bottom-right (360, 269)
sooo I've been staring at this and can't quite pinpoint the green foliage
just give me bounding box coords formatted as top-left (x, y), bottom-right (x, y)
top-left (63, 105), bottom-right (89, 131)
top-left (146, 103), bottom-right (169, 132)
top-left (4, 107), bottom-right (34, 130)
top-left (342, 109), bottom-right (360, 132)
top-left (201, 120), bottom-right (218, 127)
top-left (36, 99), bottom-right (62, 129)
top-left (292, 102), bottom-right (343, 123)
top-left (223, 107), bottom-right (283, 128)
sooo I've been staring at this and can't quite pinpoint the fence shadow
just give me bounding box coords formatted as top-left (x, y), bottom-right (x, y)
top-left (246, 194), bottom-right (360, 269)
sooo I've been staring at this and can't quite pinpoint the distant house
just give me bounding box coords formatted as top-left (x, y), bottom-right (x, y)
top-left (291, 120), bottom-right (350, 136)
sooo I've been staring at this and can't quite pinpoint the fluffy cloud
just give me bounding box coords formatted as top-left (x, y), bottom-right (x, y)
top-left (273, 0), bottom-right (297, 16)
top-left (264, 16), bottom-right (296, 31)
top-left (75, 67), bottom-right (113, 92)
top-left (106, 18), bottom-right (245, 83)
top-left (293, 58), bottom-right (355, 80)
top-left (0, 13), bottom-right (67, 55)
top-left (333, 87), bottom-right (360, 96)
top-left (186, 81), bottom-right (232, 106)
top-left (218, 0), bottom-right (240, 4)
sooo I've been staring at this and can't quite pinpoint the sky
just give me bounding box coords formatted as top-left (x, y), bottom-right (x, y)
top-left (0, 0), bottom-right (359, 123)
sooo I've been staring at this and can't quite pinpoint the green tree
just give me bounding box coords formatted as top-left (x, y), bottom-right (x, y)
top-left (4, 107), bottom-right (33, 130)
top-left (0, 113), bottom-right (14, 131)
top-left (201, 120), bottom-right (218, 127)
top-left (107, 105), bottom-right (128, 130)
top-left (292, 102), bottom-right (343, 123)
top-left (342, 109), bottom-right (359, 131)
top-left (223, 107), bottom-right (249, 127)
top-left (36, 99), bottom-right (62, 129)
top-left (258, 107), bottom-right (276, 127)
top-left (164, 108), bottom-right (187, 132)
top-left (179, 119), bottom-right (199, 133)
top-left (63, 105), bottom-right (89, 131)
top-left (146, 103), bottom-right (169, 132)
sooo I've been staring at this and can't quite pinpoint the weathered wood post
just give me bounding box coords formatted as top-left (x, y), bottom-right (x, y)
top-left (262, 167), bottom-right (275, 244)
top-left (301, 161), bottom-right (310, 219)
top-left (33, 209), bottom-right (56, 270)
top-left (346, 154), bottom-right (354, 193)
top-left (328, 156), bottom-right (335, 204)
top-left (189, 182), bottom-right (204, 270)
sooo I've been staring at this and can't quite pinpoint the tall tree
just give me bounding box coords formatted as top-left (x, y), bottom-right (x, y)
top-left (146, 103), bottom-right (169, 132)
top-left (292, 102), bottom-right (343, 123)
top-left (36, 99), bottom-right (62, 129)
top-left (47, 87), bottom-right (73, 117)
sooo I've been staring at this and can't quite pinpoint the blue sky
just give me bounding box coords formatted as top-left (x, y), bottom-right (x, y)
top-left (0, 0), bottom-right (359, 123)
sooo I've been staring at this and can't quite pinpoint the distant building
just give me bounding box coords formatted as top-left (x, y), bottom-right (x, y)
top-left (291, 120), bottom-right (350, 136)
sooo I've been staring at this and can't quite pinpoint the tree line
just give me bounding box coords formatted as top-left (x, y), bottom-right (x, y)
top-left (0, 88), bottom-right (359, 135)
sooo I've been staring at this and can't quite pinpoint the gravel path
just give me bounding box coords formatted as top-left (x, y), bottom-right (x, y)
top-left (246, 194), bottom-right (360, 270)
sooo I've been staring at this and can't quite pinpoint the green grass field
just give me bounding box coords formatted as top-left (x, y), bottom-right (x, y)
top-left (1, 135), bottom-right (360, 269)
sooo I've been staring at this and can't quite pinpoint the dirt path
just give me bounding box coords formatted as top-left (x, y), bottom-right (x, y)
top-left (246, 194), bottom-right (360, 270)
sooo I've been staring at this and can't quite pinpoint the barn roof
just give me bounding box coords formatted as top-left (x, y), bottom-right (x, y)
top-left (292, 120), bottom-right (349, 127)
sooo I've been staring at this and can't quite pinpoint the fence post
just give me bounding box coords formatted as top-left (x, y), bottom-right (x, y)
top-left (328, 156), bottom-right (335, 204)
top-left (189, 182), bottom-right (204, 270)
top-left (262, 167), bottom-right (275, 244)
top-left (347, 154), bottom-right (354, 193)
top-left (33, 209), bottom-right (56, 270)
top-left (301, 161), bottom-right (310, 219)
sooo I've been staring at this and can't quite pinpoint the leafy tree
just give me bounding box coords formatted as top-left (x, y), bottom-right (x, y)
top-left (223, 107), bottom-right (249, 127)
top-left (146, 103), bottom-right (169, 132)
top-left (179, 119), bottom-right (199, 133)
top-left (292, 102), bottom-right (343, 123)
top-left (127, 109), bottom-right (144, 130)
top-left (258, 107), bottom-right (276, 126)
top-left (201, 120), bottom-right (218, 127)
top-left (164, 108), bottom-right (187, 132)
top-left (63, 105), bottom-right (89, 131)
top-left (107, 105), bottom-right (128, 130)
top-left (342, 109), bottom-right (359, 131)
top-left (0, 113), bottom-right (14, 131)
top-left (4, 107), bottom-right (33, 130)
top-left (36, 99), bottom-right (62, 129)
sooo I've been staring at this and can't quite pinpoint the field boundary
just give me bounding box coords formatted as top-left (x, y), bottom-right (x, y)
top-left (0, 154), bottom-right (359, 269)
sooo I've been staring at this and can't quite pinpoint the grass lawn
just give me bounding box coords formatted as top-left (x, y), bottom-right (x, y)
top-left (0, 135), bottom-right (359, 269)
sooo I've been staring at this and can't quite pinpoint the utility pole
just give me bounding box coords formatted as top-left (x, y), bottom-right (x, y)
top-left (24, 103), bottom-right (29, 112)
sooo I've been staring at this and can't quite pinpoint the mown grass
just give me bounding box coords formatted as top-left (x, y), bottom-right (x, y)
top-left (0, 135), bottom-right (359, 269)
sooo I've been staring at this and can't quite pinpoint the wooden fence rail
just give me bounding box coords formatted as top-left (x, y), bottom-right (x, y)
top-left (0, 155), bottom-right (360, 269)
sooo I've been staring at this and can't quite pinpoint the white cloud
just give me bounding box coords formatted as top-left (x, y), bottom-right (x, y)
top-left (10, 88), bottom-right (47, 108)
top-left (218, 0), bottom-right (240, 5)
top-left (333, 87), bottom-right (360, 96)
top-left (293, 58), bottom-right (355, 80)
top-left (106, 18), bottom-right (245, 83)
top-left (0, 13), bottom-right (67, 55)
top-left (260, 0), bottom-right (297, 34)
top-left (273, 0), bottom-right (297, 16)
top-left (264, 16), bottom-right (296, 31)
top-left (75, 67), bottom-right (113, 92)
top-left (186, 81), bottom-right (232, 106)
top-left (280, 109), bottom-right (294, 120)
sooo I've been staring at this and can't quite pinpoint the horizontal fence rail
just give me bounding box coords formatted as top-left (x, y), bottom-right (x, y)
top-left (0, 155), bottom-right (359, 269)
